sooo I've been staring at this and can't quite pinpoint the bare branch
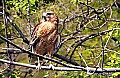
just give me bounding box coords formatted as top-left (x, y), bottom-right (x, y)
top-left (0, 35), bottom-right (80, 67)
top-left (1, 59), bottom-right (120, 72)
top-left (7, 16), bottom-right (29, 44)
top-left (70, 29), bottom-right (113, 59)
top-left (0, 59), bottom-right (82, 71)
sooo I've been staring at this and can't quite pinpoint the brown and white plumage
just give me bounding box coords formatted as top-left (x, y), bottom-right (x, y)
top-left (30, 12), bottom-right (60, 65)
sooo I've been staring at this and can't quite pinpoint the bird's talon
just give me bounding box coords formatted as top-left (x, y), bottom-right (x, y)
top-left (35, 61), bottom-right (41, 71)
top-left (36, 64), bottom-right (41, 71)
top-left (49, 64), bottom-right (54, 70)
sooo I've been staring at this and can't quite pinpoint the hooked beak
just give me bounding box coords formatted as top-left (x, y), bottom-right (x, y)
top-left (42, 12), bottom-right (47, 21)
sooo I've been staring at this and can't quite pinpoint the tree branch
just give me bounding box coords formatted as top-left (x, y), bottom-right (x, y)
top-left (0, 35), bottom-right (80, 68)
top-left (7, 16), bottom-right (29, 44)
top-left (0, 59), bottom-right (82, 71)
top-left (70, 29), bottom-right (113, 59)
top-left (0, 59), bottom-right (120, 72)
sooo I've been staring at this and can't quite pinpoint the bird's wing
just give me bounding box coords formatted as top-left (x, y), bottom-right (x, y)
top-left (31, 20), bottom-right (44, 38)
top-left (30, 21), bottom-right (56, 46)
top-left (37, 21), bottom-right (56, 37)
top-left (54, 34), bottom-right (61, 53)
top-left (29, 21), bottom-right (43, 46)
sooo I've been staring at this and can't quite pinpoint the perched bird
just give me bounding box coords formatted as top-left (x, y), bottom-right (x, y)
top-left (30, 12), bottom-right (60, 69)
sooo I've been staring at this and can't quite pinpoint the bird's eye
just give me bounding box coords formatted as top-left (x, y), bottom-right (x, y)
top-left (47, 13), bottom-right (52, 15)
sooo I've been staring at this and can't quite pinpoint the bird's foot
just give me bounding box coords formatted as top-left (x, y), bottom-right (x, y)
top-left (49, 64), bottom-right (54, 70)
top-left (35, 61), bottom-right (41, 71)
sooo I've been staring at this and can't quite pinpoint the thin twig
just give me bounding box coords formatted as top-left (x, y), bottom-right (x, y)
top-left (69, 29), bottom-right (113, 59)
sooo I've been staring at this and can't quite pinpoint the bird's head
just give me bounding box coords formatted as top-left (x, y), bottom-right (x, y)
top-left (42, 12), bottom-right (59, 24)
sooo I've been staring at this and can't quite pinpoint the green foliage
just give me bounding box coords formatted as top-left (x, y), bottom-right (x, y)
top-left (111, 72), bottom-right (120, 78)
top-left (43, 0), bottom-right (55, 4)
top-left (6, 0), bottom-right (56, 18)
top-left (0, 0), bottom-right (120, 78)
top-left (7, 71), bottom-right (20, 78)
top-left (55, 71), bottom-right (88, 78)
top-left (0, 73), bottom-right (3, 78)
top-left (6, 0), bottom-right (39, 18)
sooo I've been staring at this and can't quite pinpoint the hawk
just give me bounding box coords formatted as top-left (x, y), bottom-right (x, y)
top-left (30, 12), bottom-right (60, 68)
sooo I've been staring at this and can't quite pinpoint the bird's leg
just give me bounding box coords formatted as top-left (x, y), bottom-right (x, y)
top-left (28, 44), bottom-right (34, 64)
top-left (48, 54), bottom-right (54, 70)
top-left (37, 57), bottom-right (41, 69)
top-left (44, 55), bottom-right (49, 65)
top-left (35, 57), bottom-right (41, 71)
top-left (30, 37), bottom-right (38, 46)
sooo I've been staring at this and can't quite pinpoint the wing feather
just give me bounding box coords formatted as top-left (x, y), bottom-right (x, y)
top-left (37, 21), bottom-right (56, 37)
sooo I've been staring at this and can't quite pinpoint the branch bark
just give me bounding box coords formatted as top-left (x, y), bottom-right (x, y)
top-left (0, 59), bottom-right (82, 71)
top-left (0, 59), bottom-right (120, 73)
